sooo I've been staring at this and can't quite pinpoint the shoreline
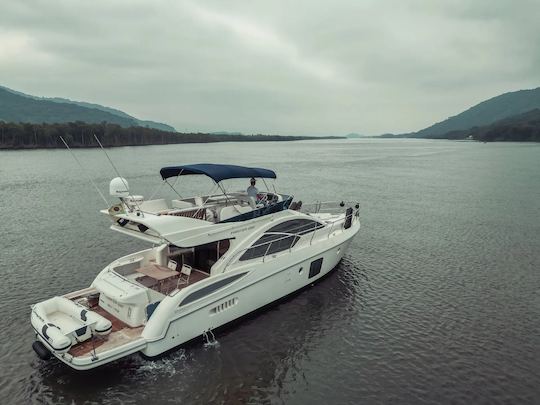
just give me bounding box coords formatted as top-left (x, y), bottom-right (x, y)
top-left (0, 121), bottom-right (344, 150)
top-left (0, 137), bottom-right (343, 150)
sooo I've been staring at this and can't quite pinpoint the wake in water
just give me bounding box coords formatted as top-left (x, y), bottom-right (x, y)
top-left (134, 349), bottom-right (188, 379)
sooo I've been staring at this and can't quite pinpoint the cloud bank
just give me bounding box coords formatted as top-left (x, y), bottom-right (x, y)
top-left (1, 0), bottom-right (539, 135)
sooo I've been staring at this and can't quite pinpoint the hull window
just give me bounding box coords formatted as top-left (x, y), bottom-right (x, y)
top-left (309, 258), bottom-right (323, 278)
top-left (344, 208), bottom-right (353, 229)
top-left (179, 272), bottom-right (247, 307)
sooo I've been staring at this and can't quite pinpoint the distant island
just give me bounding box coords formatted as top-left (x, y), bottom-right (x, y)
top-left (346, 133), bottom-right (365, 138)
top-left (0, 121), bottom-right (343, 149)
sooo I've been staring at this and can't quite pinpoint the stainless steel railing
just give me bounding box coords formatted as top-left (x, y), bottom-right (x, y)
top-left (221, 205), bottom-right (359, 272)
top-left (300, 200), bottom-right (359, 214)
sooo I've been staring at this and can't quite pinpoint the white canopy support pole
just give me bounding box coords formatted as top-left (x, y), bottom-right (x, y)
top-left (261, 177), bottom-right (270, 193)
top-left (164, 169), bottom-right (184, 200)
top-left (193, 182), bottom-right (219, 219)
top-left (217, 182), bottom-right (231, 206)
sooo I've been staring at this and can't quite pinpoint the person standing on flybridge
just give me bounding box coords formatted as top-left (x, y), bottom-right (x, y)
top-left (247, 178), bottom-right (258, 198)
top-left (247, 178), bottom-right (258, 207)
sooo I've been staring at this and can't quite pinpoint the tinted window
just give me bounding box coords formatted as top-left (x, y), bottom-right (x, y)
top-left (240, 233), bottom-right (297, 261)
top-left (180, 273), bottom-right (246, 307)
top-left (267, 219), bottom-right (323, 235)
top-left (309, 258), bottom-right (323, 278)
top-left (239, 219), bottom-right (323, 261)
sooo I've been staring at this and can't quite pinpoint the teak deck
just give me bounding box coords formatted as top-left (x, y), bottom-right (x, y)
top-left (68, 306), bottom-right (143, 357)
top-left (68, 269), bottom-right (209, 357)
top-left (153, 268), bottom-right (209, 295)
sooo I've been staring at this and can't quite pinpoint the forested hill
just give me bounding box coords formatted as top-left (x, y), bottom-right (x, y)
top-left (0, 122), bottom-right (339, 149)
top-left (0, 86), bottom-right (175, 131)
top-left (440, 108), bottom-right (540, 142)
top-left (412, 87), bottom-right (540, 137)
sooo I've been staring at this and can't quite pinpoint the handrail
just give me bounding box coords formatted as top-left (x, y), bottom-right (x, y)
top-left (300, 200), bottom-right (358, 214)
top-left (221, 206), bottom-right (359, 272)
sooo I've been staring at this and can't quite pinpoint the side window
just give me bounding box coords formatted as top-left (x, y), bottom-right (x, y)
top-left (179, 273), bottom-right (246, 307)
top-left (308, 258), bottom-right (323, 278)
top-left (239, 219), bottom-right (324, 261)
top-left (240, 233), bottom-right (296, 261)
top-left (267, 219), bottom-right (324, 235)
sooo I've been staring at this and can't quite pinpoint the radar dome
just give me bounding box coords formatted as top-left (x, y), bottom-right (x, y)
top-left (109, 177), bottom-right (129, 197)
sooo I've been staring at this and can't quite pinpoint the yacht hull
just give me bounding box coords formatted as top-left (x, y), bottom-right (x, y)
top-left (34, 230), bottom-right (355, 369)
top-left (32, 209), bottom-right (360, 370)
top-left (141, 223), bottom-right (358, 357)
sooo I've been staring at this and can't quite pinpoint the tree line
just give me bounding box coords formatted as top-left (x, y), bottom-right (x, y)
top-left (0, 121), bottom-right (321, 149)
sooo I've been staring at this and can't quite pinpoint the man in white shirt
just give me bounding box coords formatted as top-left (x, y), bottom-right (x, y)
top-left (247, 177), bottom-right (258, 199)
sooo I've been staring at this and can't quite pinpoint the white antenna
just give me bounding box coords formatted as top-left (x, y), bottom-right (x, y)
top-left (59, 136), bottom-right (110, 206)
top-left (93, 134), bottom-right (143, 213)
top-left (93, 134), bottom-right (128, 187)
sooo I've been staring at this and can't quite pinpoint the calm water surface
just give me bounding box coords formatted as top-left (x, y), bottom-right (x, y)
top-left (0, 139), bottom-right (539, 404)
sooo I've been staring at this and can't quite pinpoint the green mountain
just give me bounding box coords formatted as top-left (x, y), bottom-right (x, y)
top-left (0, 85), bottom-right (175, 131)
top-left (441, 108), bottom-right (540, 142)
top-left (413, 87), bottom-right (540, 137)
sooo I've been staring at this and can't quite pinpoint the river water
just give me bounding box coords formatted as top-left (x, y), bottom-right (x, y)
top-left (0, 139), bottom-right (539, 404)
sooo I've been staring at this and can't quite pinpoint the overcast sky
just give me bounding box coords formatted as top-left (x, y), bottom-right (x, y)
top-left (1, 0), bottom-right (539, 135)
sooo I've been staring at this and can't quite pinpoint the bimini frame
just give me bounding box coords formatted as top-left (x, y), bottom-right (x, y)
top-left (159, 163), bottom-right (280, 209)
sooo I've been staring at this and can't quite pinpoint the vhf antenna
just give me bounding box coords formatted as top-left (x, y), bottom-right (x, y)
top-left (93, 133), bottom-right (143, 214)
top-left (59, 136), bottom-right (110, 206)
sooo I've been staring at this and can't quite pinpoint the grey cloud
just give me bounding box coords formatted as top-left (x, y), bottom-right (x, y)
top-left (0, 0), bottom-right (538, 135)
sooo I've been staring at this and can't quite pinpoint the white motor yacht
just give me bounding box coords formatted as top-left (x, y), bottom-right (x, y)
top-left (30, 163), bottom-right (360, 370)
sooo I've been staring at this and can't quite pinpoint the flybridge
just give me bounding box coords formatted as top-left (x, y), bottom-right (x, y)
top-left (103, 163), bottom-right (292, 246)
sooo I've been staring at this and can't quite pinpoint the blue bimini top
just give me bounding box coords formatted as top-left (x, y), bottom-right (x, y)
top-left (160, 163), bottom-right (277, 183)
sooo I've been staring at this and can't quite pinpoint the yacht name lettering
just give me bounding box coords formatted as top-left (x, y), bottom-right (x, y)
top-left (231, 225), bottom-right (255, 234)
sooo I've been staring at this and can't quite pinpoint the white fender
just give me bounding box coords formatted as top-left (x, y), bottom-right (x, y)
top-left (40, 323), bottom-right (72, 353)
top-left (81, 310), bottom-right (112, 335)
top-left (54, 296), bottom-right (111, 335)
